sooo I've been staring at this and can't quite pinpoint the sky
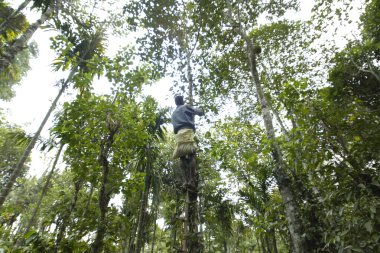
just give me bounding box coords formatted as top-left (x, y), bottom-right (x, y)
top-left (1, 0), bottom-right (364, 179)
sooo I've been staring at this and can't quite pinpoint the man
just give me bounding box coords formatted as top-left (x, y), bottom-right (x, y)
top-left (171, 95), bottom-right (204, 159)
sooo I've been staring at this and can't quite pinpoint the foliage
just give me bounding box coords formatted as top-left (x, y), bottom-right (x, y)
top-left (0, 0), bottom-right (379, 252)
top-left (0, 2), bottom-right (37, 100)
top-left (0, 122), bottom-right (30, 188)
top-left (0, 2), bottom-right (29, 45)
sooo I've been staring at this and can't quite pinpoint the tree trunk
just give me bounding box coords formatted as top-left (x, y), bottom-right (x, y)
top-left (272, 107), bottom-right (289, 139)
top-left (82, 183), bottom-right (94, 218)
top-left (135, 165), bottom-right (152, 253)
top-left (256, 236), bottom-right (262, 253)
top-left (270, 229), bottom-right (278, 253)
top-left (246, 33), bottom-right (305, 253)
top-left (150, 208), bottom-right (157, 253)
top-left (73, 183), bottom-right (95, 241)
top-left (134, 189), bottom-right (148, 253)
top-left (0, 7), bottom-right (52, 73)
top-left (265, 233), bottom-right (271, 253)
top-left (180, 155), bottom-right (201, 252)
top-left (187, 53), bottom-right (194, 105)
top-left (54, 179), bottom-right (82, 252)
top-left (23, 144), bottom-right (64, 235)
top-left (225, 4), bottom-right (306, 252)
top-left (198, 178), bottom-right (204, 248)
top-left (260, 234), bottom-right (267, 253)
top-left (179, 40), bottom-right (201, 253)
top-left (128, 218), bottom-right (138, 253)
top-left (0, 68), bottom-right (75, 209)
top-left (170, 192), bottom-right (180, 253)
top-left (90, 122), bottom-right (119, 253)
top-left (90, 155), bottom-right (111, 252)
top-left (0, 0), bottom-right (32, 34)
top-left (121, 222), bottom-right (128, 253)
top-left (208, 231), bottom-right (211, 253)
top-left (53, 215), bottom-right (60, 235)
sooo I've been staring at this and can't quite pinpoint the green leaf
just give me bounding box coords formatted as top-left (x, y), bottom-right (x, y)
top-left (25, 231), bottom-right (38, 244)
top-left (364, 221), bottom-right (373, 233)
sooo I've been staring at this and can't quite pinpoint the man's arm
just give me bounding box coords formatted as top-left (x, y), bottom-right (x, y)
top-left (187, 105), bottom-right (204, 116)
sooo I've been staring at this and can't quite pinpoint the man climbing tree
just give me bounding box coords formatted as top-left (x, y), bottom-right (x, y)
top-left (171, 95), bottom-right (204, 160)
top-left (171, 95), bottom-right (204, 252)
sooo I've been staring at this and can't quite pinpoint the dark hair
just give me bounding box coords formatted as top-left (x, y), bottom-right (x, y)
top-left (175, 95), bottom-right (184, 105)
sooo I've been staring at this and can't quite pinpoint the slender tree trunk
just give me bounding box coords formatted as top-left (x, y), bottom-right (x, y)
top-left (150, 208), bottom-right (157, 253)
top-left (270, 229), bottom-right (278, 253)
top-left (23, 144), bottom-right (64, 236)
top-left (179, 46), bottom-right (201, 253)
top-left (135, 165), bottom-right (152, 253)
top-left (235, 233), bottom-right (240, 252)
top-left (54, 179), bottom-right (82, 252)
top-left (0, 68), bottom-right (75, 209)
top-left (128, 218), bottom-right (138, 253)
top-left (82, 183), bottom-right (94, 218)
top-left (90, 153), bottom-right (111, 252)
top-left (187, 54), bottom-right (194, 105)
top-left (182, 191), bottom-right (189, 252)
top-left (134, 190), bottom-right (147, 253)
top-left (121, 222), bottom-right (128, 253)
top-left (0, 0), bottom-right (32, 33)
top-left (246, 34), bottom-right (305, 253)
top-left (180, 155), bottom-right (200, 252)
top-left (208, 231), bottom-right (211, 252)
top-left (74, 183), bottom-right (95, 241)
top-left (170, 192), bottom-right (180, 253)
top-left (272, 107), bottom-right (289, 139)
top-left (0, 7), bottom-right (52, 72)
top-left (90, 121), bottom-right (119, 253)
top-left (225, 4), bottom-right (306, 252)
top-left (260, 234), bottom-right (267, 253)
top-left (265, 233), bottom-right (271, 253)
top-left (198, 178), bottom-right (204, 247)
top-left (53, 215), bottom-right (60, 235)
top-left (257, 237), bottom-right (261, 253)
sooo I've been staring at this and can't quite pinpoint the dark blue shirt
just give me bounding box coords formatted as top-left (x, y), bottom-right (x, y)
top-left (171, 105), bottom-right (204, 134)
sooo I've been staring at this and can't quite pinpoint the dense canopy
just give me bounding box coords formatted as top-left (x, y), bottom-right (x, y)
top-left (0, 0), bottom-right (379, 252)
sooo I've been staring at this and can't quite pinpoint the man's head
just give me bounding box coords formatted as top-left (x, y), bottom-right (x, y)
top-left (175, 95), bottom-right (184, 106)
